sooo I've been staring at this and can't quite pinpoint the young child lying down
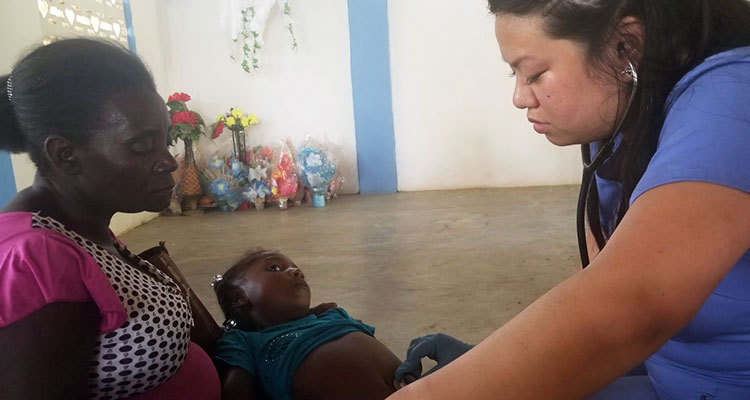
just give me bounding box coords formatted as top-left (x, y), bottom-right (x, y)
top-left (212, 250), bottom-right (402, 400)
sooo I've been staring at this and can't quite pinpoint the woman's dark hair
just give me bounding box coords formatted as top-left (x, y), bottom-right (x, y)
top-left (489, 0), bottom-right (750, 248)
top-left (214, 249), bottom-right (275, 323)
top-left (0, 38), bottom-right (156, 172)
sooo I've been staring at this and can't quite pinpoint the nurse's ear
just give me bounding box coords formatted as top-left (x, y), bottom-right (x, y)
top-left (44, 135), bottom-right (81, 175)
top-left (613, 16), bottom-right (645, 68)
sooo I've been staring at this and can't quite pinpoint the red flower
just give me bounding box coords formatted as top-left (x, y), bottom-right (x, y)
top-left (260, 146), bottom-right (273, 160)
top-left (168, 92), bottom-right (191, 102)
top-left (171, 111), bottom-right (199, 127)
top-left (212, 120), bottom-right (225, 139)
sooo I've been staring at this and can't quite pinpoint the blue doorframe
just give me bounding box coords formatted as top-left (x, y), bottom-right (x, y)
top-left (123, 0), bottom-right (137, 52)
top-left (347, 0), bottom-right (398, 194)
top-left (0, 152), bottom-right (17, 207)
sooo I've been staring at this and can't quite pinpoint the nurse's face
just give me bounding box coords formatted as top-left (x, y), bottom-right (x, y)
top-left (495, 14), bottom-right (623, 146)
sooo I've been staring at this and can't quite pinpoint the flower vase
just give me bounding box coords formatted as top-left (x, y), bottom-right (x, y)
top-left (230, 129), bottom-right (247, 164)
top-left (180, 139), bottom-right (203, 215)
top-left (312, 193), bottom-right (326, 208)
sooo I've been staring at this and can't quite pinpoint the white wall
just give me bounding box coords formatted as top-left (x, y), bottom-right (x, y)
top-left (149, 0), bottom-right (360, 193)
top-left (2, 0), bottom-right (584, 232)
top-left (388, 0), bottom-right (582, 191)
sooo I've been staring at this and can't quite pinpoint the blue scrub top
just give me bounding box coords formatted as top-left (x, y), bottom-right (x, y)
top-left (595, 46), bottom-right (750, 399)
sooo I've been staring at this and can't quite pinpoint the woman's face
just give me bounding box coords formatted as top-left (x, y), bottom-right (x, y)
top-left (74, 90), bottom-right (178, 214)
top-left (239, 252), bottom-right (312, 328)
top-left (495, 14), bottom-right (623, 146)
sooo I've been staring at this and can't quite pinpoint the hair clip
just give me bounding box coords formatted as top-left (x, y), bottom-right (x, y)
top-left (6, 75), bottom-right (13, 102)
top-left (222, 319), bottom-right (237, 332)
top-left (210, 274), bottom-right (223, 289)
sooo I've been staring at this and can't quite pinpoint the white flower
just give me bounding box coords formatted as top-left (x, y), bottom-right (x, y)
top-left (305, 153), bottom-right (323, 167)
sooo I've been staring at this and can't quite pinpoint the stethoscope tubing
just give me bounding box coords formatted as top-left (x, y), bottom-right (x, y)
top-left (577, 59), bottom-right (639, 268)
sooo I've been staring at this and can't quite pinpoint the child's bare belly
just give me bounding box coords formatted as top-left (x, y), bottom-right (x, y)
top-left (291, 332), bottom-right (401, 400)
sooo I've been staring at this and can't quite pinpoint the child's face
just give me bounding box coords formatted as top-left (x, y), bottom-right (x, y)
top-left (239, 252), bottom-right (312, 329)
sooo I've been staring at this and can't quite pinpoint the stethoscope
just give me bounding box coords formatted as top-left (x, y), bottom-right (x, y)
top-left (576, 57), bottom-right (639, 268)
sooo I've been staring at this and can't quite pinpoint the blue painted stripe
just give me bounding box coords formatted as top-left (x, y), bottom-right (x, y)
top-left (123, 0), bottom-right (137, 52)
top-left (347, 0), bottom-right (397, 194)
top-left (0, 152), bottom-right (17, 208)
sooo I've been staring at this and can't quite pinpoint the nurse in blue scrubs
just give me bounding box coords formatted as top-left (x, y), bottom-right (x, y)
top-left (389, 1), bottom-right (750, 399)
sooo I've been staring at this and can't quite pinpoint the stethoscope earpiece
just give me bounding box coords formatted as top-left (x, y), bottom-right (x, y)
top-left (622, 58), bottom-right (638, 87)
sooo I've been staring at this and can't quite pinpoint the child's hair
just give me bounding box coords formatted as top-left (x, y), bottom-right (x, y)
top-left (213, 248), bottom-right (277, 321)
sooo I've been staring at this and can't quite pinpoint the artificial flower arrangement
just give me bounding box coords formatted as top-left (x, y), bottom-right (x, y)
top-left (196, 134), bottom-right (349, 213)
top-left (247, 145), bottom-right (274, 180)
top-left (200, 153), bottom-right (273, 212)
top-left (212, 108), bottom-right (259, 137)
top-left (167, 93), bottom-right (206, 143)
top-left (212, 108), bottom-right (259, 164)
top-left (296, 137), bottom-right (338, 207)
top-left (270, 140), bottom-right (298, 210)
top-left (166, 92), bottom-right (206, 212)
top-left (201, 155), bottom-right (243, 212)
top-left (227, 0), bottom-right (298, 73)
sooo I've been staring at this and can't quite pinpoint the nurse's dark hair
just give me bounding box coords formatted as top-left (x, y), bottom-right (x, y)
top-left (0, 38), bottom-right (156, 172)
top-left (488, 0), bottom-right (750, 249)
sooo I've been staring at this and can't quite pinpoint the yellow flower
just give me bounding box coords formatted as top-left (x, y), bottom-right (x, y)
top-left (216, 114), bottom-right (224, 122)
top-left (226, 116), bottom-right (236, 127)
top-left (231, 109), bottom-right (243, 118)
top-left (248, 114), bottom-right (259, 125)
top-left (240, 117), bottom-right (250, 128)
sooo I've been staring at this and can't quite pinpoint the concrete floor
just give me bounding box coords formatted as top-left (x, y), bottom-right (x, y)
top-left (120, 186), bottom-right (582, 360)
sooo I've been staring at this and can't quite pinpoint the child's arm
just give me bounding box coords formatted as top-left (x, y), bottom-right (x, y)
top-left (217, 362), bottom-right (260, 400)
top-left (309, 301), bottom-right (337, 315)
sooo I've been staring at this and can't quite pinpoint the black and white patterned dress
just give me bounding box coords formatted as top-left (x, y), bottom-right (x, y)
top-left (31, 213), bottom-right (192, 400)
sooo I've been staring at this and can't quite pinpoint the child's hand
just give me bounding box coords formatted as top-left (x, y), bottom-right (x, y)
top-left (309, 302), bottom-right (338, 315)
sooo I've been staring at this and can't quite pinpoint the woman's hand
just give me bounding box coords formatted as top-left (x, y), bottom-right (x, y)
top-left (0, 302), bottom-right (99, 400)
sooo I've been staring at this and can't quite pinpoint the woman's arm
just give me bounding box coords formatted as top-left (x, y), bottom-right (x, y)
top-left (216, 363), bottom-right (260, 400)
top-left (137, 243), bottom-right (224, 354)
top-left (0, 302), bottom-right (100, 400)
top-left (389, 181), bottom-right (750, 399)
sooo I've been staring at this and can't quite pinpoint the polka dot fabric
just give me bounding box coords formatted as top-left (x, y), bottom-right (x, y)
top-left (31, 213), bottom-right (192, 400)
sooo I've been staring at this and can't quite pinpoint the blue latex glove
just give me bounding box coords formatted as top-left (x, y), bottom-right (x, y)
top-left (394, 333), bottom-right (474, 386)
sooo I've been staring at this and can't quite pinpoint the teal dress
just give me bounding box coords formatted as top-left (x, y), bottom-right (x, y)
top-left (213, 307), bottom-right (375, 400)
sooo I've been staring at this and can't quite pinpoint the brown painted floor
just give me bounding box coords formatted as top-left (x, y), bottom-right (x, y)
top-left (120, 186), bottom-right (581, 361)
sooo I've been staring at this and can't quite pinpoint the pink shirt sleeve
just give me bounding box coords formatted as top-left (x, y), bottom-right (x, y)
top-left (0, 228), bottom-right (127, 332)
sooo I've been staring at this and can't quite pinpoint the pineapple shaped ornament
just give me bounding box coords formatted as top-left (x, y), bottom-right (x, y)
top-left (181, 139), bottom-right (202, 212)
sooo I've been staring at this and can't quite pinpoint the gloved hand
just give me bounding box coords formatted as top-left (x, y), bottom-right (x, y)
top-left (394, 333), bottom-right (474, 387)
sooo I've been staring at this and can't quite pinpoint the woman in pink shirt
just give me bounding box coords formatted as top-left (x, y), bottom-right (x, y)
top-left (0, 38), bottom-right (220, 400)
